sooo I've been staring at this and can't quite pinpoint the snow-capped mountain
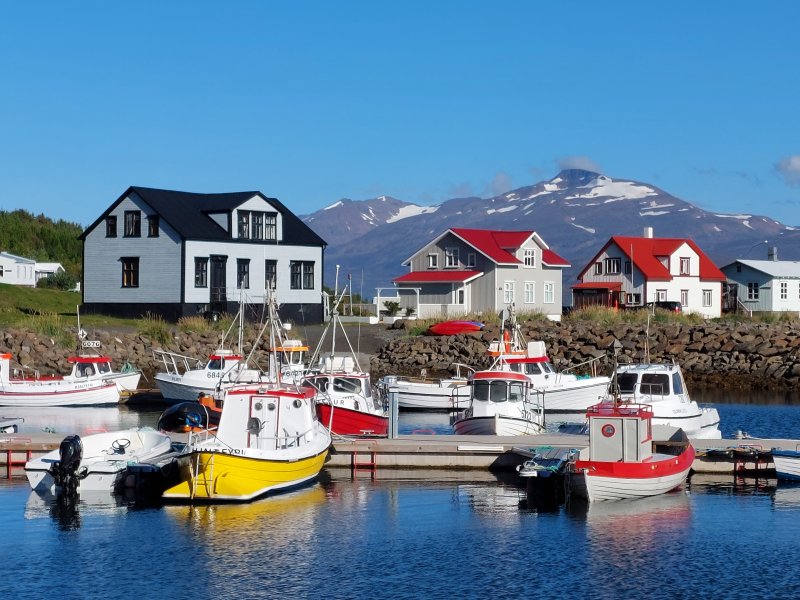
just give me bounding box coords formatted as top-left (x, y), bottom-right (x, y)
top-left (301, 170), bottom-right (800, 301)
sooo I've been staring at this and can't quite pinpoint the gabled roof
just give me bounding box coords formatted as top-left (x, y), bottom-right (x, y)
top-left (393, 270), bottom-right (483, 284)
top-left (580, 236), bottom-right (725, 282)
top-left (723, 259), bottom-right (800, 279)
top-left (80, 186), bottom-right (326, 247)
top-left (402, 227), bottom-right (569, 267)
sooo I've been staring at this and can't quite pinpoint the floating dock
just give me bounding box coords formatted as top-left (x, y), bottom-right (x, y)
top-left (0, 432), bottom-right (788, 480)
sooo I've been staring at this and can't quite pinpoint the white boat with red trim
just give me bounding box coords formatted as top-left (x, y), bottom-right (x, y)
top-left (452, 370), bottom-right (545, 436)
top-left (567, 400), bottom-right (694, 502)
top-left (0, 352), bottom-right (120, 407)
top-left (613, 362), bottom-right (721, 439)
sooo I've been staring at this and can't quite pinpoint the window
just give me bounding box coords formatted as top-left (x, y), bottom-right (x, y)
top-left (702, 289), bottom-right (712, 307)
top-left (605, 257), bottom-right (621, 274)
top-left (265, 213), bottom-right (277, 240)
top-left (147, 215), bottom-right (159, 237)
top-left (680, 289), bottom-right (688, 307)
top-left (290, 261), bottom-right (315, 290)
top-left (628, 293), bottom-right (641, 305)
top-left (445, 247), bottom-right (459, 268)
top-left (124, 211), bottom-right (141, 237)
top-left (427, 254), bottom-right (438, 269)
top-left (624, 261), bottom-right (632, 275)
top-left (121, 257), bottom-right (139, 288)
top-left (747, 282), bottom-right (759, 300)
top-left (252, 212), bottom-right (263, 240)
top-left (238, 211), bottom-right (250, 239)
top-left (265, 260), bottom-right (277, 288)
top-left (453, 287), bottom-right (465, 305)
top-left (237, 259), bottom-right (250, 289)
top-left (524, 249), bottom-right (536, 268)
top-left (303, 262), bottom-right (314, 289)
top-left (467, 253), bottom-right (476, 267)
top-left (195, 258), bottom-right (208, 288)
top-left (543, 282), bottom-right (554, 304)
top-left (524, 282), bottom-right (535, 304)
top-left (680, 257), bottom-right (690, 275)
top-left (656, 289), bottom-right (667, 301)
top-left (594, 262), bottom-right (603, 275)
top-left (106, 216), bottom-right (117, 238)
top-left (780, 281), bottom-right (788, 300)
top-left (503, 281), bottom-right (514, 305)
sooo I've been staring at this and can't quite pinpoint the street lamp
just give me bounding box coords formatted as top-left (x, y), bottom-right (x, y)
top-left (744, 240), bottom-right (768, 258)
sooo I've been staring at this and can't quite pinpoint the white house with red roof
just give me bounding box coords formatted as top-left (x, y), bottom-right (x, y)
top-left (387, 227), bottom-right (570, 319)
top-left (572, 228), bottom-right (726, 317)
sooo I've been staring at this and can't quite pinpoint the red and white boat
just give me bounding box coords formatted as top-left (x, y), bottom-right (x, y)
top-left (452, 370), bottom-right (545, 436)
top-left (426, 320), bottom-right (485, 336)
top-left (567, 400), bottom-right (695, 502)
top-left (305, 281), bottom-right (388, 437)
top-left (0, 352), bottom-right (120, 407)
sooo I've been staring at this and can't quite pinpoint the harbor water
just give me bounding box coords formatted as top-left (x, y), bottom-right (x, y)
top-left (2, 390), bottom-right (800, 599)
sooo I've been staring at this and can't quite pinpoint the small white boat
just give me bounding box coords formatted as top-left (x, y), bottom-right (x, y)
top-left (771, 449), bottom-right (800, 481)
top-left (0, 353), bottom-right (120, 407)
top-left (567, 401), bottom-right (695, 502)
top-left (613, 362), bottom-right (721, 439)
top-left (452, 370), bottom-right (546, 436)
top-left (25, 427), bottom-right (173, 493)
top-left (65, 318), bottom-right (142, 394)
top-left (153, 305), bottom-right (308, 403)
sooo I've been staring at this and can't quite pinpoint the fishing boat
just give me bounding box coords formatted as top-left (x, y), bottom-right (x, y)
top-left (771, 449), bottom-right (800, 481)
top-left (613, 362), bottom-right (721, 439)
top-left (153, 304), bottom-right (308, 403)
top-left (0, 352), bottom-right (120, 407)
top-left (25, 427), bottom-right (174, 494)
top-left (567, 400), bottom-right (695, 502)
top-left (426, 320), bottom-right (485, 336)
top-left (452, 370), bottom-right (545, 436)
top-left (382, 308), bottom-right (609, 412)
top-left (161, 291), bottom-right (331, 503)
top-left (303, 281), bottom-right (388, 437)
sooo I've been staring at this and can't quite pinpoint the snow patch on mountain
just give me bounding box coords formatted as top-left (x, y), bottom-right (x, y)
top-left (578, 177), bottom-right (657, 200)
top-left (324, 200), bottom-right (343, 210)
top-left (386, 204), bottom-right (439, 223)
top-left (487, 206), bottom-right (517, 215)
top-left (570, 221), bottom-right (596, 234)
top-left (640, 210), bottom-right (670, 216)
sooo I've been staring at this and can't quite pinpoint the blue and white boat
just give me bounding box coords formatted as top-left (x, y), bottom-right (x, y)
top-left (771, 449), bottom-right (800, 481)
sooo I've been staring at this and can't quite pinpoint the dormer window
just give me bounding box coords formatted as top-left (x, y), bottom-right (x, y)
top-left (523, 249), bottom-right (536, 268)
top-left (680, 257), bottom-right (690, 275)
top-left (238, 211), bottom-right (250, 238)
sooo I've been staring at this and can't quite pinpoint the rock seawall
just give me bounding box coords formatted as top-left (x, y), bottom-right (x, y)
top-left (369, 321), bottom-right (800, 391)
top-left (3, 320), bottom-right (799, 392)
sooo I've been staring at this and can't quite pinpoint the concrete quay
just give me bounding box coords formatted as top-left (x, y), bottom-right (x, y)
top-left (2, 431), bottom-right (793, 480)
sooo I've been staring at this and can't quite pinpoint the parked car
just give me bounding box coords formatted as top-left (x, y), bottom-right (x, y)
top-left (645, 301), bottom-right (682, 313)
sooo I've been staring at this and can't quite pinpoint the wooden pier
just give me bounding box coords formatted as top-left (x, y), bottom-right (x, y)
top-left (2, 431), bottom-right (794, 480)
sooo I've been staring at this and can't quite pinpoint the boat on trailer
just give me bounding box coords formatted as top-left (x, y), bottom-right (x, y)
top-left (567, 400), bottom-right (695, 502)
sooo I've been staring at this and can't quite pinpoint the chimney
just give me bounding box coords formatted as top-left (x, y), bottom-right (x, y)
top-left (643, 226), bottom-right (653, 239)
top-left (768, 246), bottom-right (778, 261)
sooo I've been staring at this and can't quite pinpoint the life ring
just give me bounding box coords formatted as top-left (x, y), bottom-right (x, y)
top-left (601, 424), bottom-right (616, 438)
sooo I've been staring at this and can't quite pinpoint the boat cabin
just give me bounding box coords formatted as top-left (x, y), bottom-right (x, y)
top-left (615, 364), bottom-right (689, 404)
top-left (470, 371), bottom-right (528, 404)
top-left (68, 356), bottom-right (114, 379)
top-left (586, 402), bottom-right (653, 462)
top-left (301, 373), bottom-right (373, 402)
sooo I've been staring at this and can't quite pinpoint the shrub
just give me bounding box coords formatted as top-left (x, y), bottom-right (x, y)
top-left (137, 312), bottom-right (172, 346)
top-left (36, 271), bottom-right (78, 291)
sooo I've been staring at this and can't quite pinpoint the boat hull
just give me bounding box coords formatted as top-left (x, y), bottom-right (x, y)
top-left (316, 404), bottom-right (388, 436)
top-left (163, 445), bottom-right (329, 502)
top-left (772, 451), bottom-right (800, 481)
top-left (154, 375), bottom-right (216, 404)
top-left (571, 447), bottom-right (695, 502)
top-left (427, 320), bottom-right (484, 336)
top-left (452, 414), bottom-right (544, 436)
top-left (0, 382), bottom-right (120, 407)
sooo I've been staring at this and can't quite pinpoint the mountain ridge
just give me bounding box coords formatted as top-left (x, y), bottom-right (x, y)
top-left (301, 169), bottom-right (799, 302)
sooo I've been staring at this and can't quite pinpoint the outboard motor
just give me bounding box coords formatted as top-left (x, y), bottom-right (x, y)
top-left (50, 435), bottom-right (83, 496)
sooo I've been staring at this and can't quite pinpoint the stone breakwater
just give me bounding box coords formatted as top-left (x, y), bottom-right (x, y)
top-left (2, 320), bottom-right (799, 392)
top-left (369, 320), bottom-right (800, 391)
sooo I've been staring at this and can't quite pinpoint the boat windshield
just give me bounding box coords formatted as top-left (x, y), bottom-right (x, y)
top-left (640, 374), bottom-right (670, 396)
top-left (333, 377), bottom-right (361, 395)
top-left (524, 362), bottom-right (543, 375)
top-left (207, 358), bottom-right (223, 370)
top-left (472, 380), bottom-right (526, 403)
top-left (97, 361), bottom-right (111, 374)
top-left (617, 373), bottom-right (638, 393)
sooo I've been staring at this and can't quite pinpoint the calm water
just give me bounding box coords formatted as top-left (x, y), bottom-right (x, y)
top-left (3, 391), bottom-right (800, 599)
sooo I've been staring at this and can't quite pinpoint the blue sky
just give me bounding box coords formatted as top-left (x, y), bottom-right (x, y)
top-left (1, 2), bottom-right (799, 226)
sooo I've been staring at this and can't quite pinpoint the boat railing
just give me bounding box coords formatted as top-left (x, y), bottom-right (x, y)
top-left (152, 349), bottom-right (205, 375)
top-left (560, 354), bottom-right (604, 378)
top-left (250, 426), bottom-right (316, 450)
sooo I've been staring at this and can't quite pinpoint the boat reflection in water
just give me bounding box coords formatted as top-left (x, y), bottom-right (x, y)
top-left (8, 405), bottom-right (144, 436)
top-left (24, 489), bottom-right (133, 531)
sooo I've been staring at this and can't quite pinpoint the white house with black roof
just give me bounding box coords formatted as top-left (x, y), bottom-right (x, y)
top-left (80, 186), bottom-right (327, 322)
